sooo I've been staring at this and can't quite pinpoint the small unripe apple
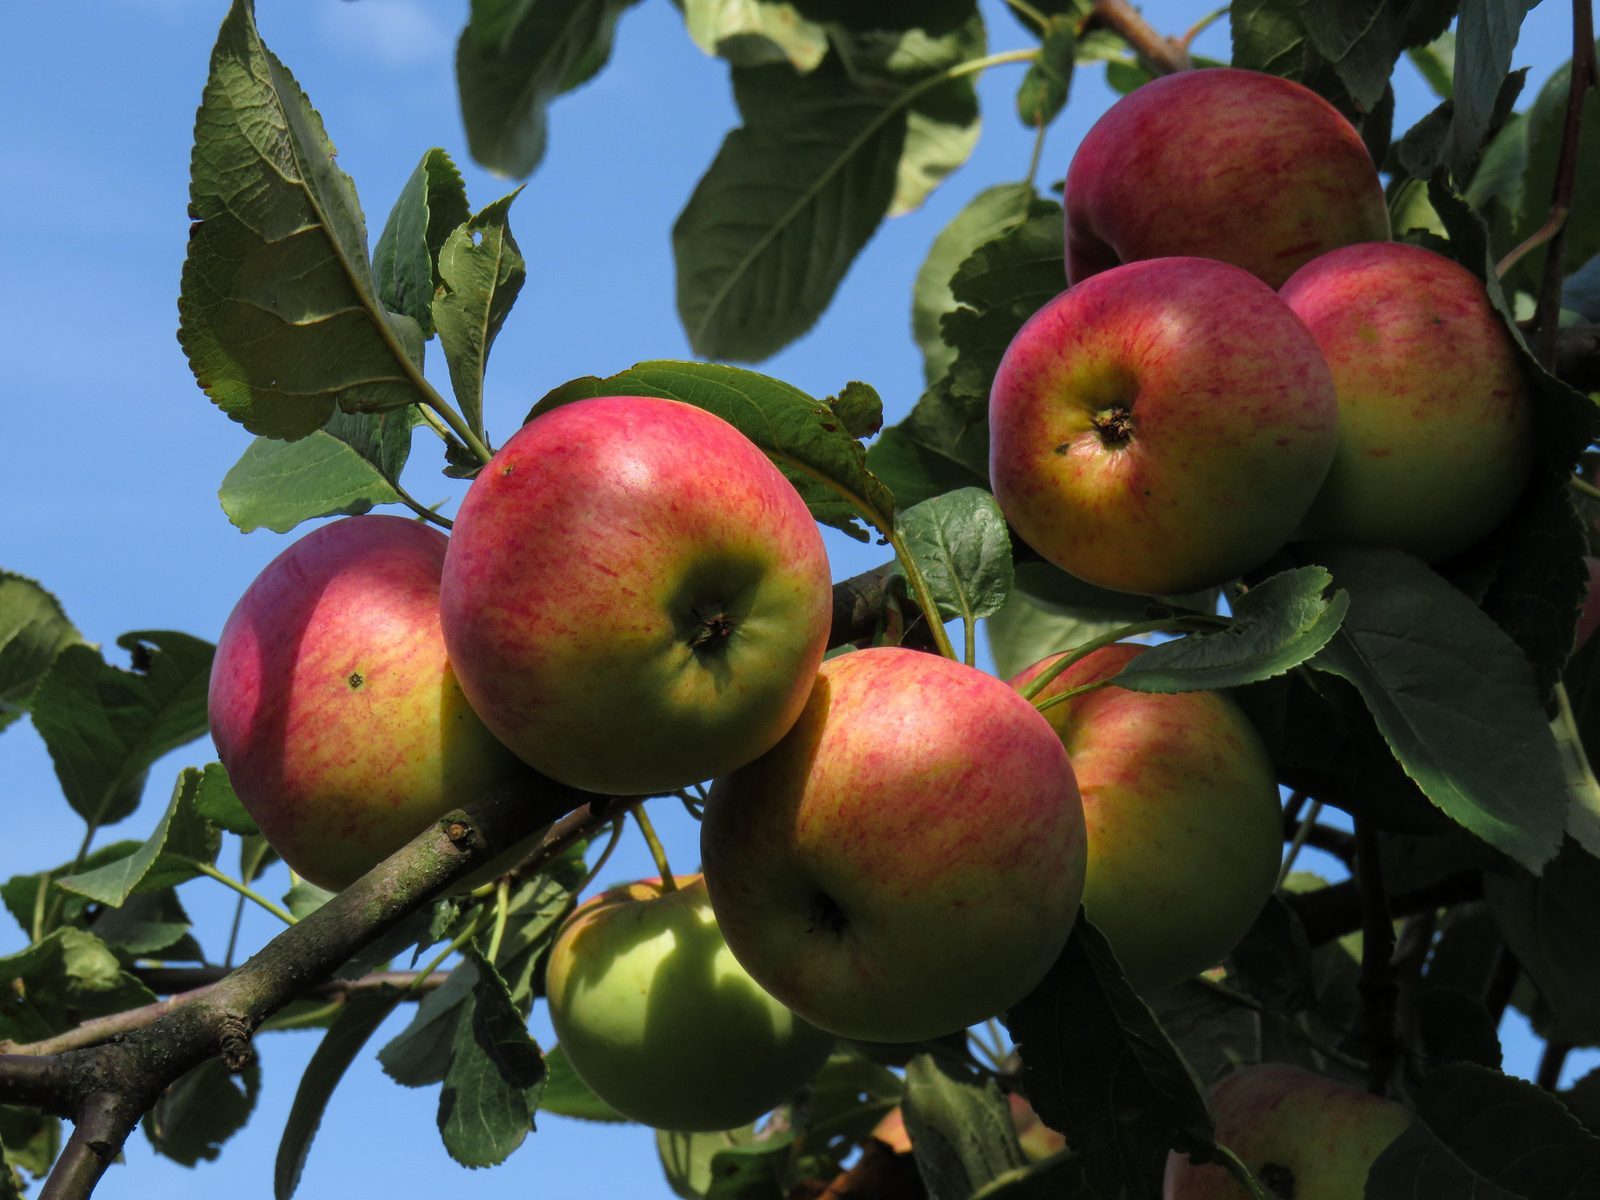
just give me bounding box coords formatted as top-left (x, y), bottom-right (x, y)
top-left (1012, 645), bottom-right (1282, 993)
top-left (440, 395), bottom-right (832, 795)
top-left (1281, 241), bottom-right (1534, 561)
top-left (1164, 1063), bottom-right (1413, 1198)
top-left (701, 646), bottom-right (1087, 1043)
top-left (545, 874), bottom-right (834, 1131)
top-left (989, 257), bottom-right (1338, 596)
top-left (1065, 68), bottom-right (1389, 288)
top-left (208, 515), bottom-right (525, 890)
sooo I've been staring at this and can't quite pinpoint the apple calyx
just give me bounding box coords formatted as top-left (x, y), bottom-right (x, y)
top-left (808, 890), bottom-right (849, 937)
top-left (1091, 404), bottom-right (1135, 448)
top-left (1260, 1163), bottom-right (1293, 1197)
top-left (689, 608), bottom-right (737, 650)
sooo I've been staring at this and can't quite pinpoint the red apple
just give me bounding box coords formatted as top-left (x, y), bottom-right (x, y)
top-left (1011, 645), bottom-right (1283, 993)
top-left (1281, 242), bottom-right (1534, 562)
top-left (700, 646), bottom-right (1087, 1043)
top-left (208, 515), bottom-right (525, 890)
top-left (1577, 557), bottom-right (1600, 651)
top-left (988, 257), bottom-right (1339, 596)
top-left (545, 874), bottom-right (834, 1131)
top-left (1164, 1063), bottom-right (1413, 1199)
top-left (440, 396), bottom-right (832, 795)
top-left (1065, 68), bottom-right (1389, 288)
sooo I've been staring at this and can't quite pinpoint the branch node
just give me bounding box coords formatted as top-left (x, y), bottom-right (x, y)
top-left (218, 1016), bottom-right (253, 1072)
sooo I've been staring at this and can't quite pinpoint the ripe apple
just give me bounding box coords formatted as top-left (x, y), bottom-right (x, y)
top-left (988, 257), bottom-right (1339, 596)
top-left (544, 873), bottom-right (834, 1131)
top-left (208, 515), bottom-right (526, 891)
top-left (440, 395), bottom-right (832, 795)
top-left (1064, 68), bottom-right (1389, 288)
top-left (700, 646), bottom-right (1087, 1043)
top-left (1011, 645), bottom-right (1283, 993)
top-left (1164, 1063), bottom-right (1413, 1198)
top-left (1281, 242), bottom-right (1535, 562)
top-left (1576, 557), bottom-right (1600, 651)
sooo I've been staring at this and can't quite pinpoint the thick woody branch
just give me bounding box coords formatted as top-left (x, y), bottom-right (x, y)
top-left (1286, 870), bottom-right (1484, 945)
top-left (1088, 0), bottom-right (1193, 74)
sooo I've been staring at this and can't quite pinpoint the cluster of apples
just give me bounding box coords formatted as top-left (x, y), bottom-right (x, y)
top-left (994, 68), bottom-right (1533, 598)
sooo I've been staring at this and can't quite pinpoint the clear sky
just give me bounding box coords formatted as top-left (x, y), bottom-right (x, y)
top-left (0, 0), bottom-right (1584, 1195)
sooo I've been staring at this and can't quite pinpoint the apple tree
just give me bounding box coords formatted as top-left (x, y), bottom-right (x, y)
top-left (3, 0), bottom-right (1600, 1197)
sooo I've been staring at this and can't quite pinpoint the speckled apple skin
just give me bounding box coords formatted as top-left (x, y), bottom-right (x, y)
top-left (1065, 68), bottom-right (1389, 288)
top-left (989, 258), bottom-right (1338, 596)
top-left (1164, 1063), bottom-right (1413, 1199)
top-left (440, 396), bottom-right (832, 795)
top-left (700, 647), bottom-right (1087, 1043)
top-left (546, 874), bottom-right (834, 1132)
top-left (1011, 644), bottom-right (1281, 993)
top-left (208, 515), bottom-right (525, 891)
top-left (1281, 242), bottom-right (1533, 562)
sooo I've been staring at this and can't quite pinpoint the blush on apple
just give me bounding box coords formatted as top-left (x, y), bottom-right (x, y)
top-left (440, 395), bottom-right (832, 796)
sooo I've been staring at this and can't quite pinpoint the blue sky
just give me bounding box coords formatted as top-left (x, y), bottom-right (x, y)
top-left (0, 0), bottom-right (1583, 1195)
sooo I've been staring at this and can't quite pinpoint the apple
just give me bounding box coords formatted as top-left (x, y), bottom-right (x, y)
top-left (988, 257), bottom-right (1339, 596)
top-left (1011, 644), bottom-right (1283, 994)
top-left (1064, 68), bottom-right (1389, 289)
top-left (208, 515), bottom-right (526, 891)
top-left (544, 873), bottom-right (834, 1131)
top-left (700, 646), bottom-right (1087, 1043)
top-left (1164, 1063), bottom-right (1413, 1198)
top-left (1576, 557), bottom-right (1600, 651)
top-left (439, 395), bottom-right (832, 795)
top-left (1280, 242), bottom-right (1535, 562)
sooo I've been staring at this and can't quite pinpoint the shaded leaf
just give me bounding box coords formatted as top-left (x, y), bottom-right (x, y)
top-left (1485, 840), bottom-right (1600, 1044)
top-left (373, 148), bottom-right (470, 336)
top-left (0, 841), bottom-right (142, 941)
top-left (895, 488), bottom-right (1013, 626)
top-left (456, 0), bottom-right (639, 179)
top-left (789, 0), bottom-right (975, 34)
top-left (192, 761), bottom-right (258, 837)
top-left (432, 191), bottom-right (528, 441)
top-left (1449, 0), bottom-right (1540, 176)
top-left (57, 767), bottom-right (222, 906)
top-left (0, 929), bottom-right (155, 1044)
top-left (31, 633), bottom-right (214, 828)
top-left (683, 0), bottom-right (829, 71)
top-left (0, 572), bottom-right (80, 735)
top-left (1016, 17), bottom-right (1075, 127)
top-left (179, 0), bottom-right (425, 440)
top-left (901, 1054), bottom-right (1028, 1198)
top-left (145, 1058), bottom-right (260, 1167)
top-left (1507, 47), bottom-right (1600, 295)
top-left (984, 563), bottom-right (1161, 681)
top-left (219, 426), bottom-right (403, 534)
top-left (91, 889), bottom-right (198, 959)
top-left (659, 1126), bottom-right (760, 1200)
top-left (1307, 545), bottom-right (1567, 873)
top-left (438, 953), bottom-right (547, 1168)
top-left (540, 1044), bottom-right (627, 1122)
top-left (0, 1106), bottom-right (58, 1184)
top-left (380, 959), bottom-right (479, 1088)
top-left (532, 361), bottom-right (894, 540)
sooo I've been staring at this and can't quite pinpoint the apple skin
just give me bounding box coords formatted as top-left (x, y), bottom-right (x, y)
top-left (544, 874), bottom-right (834, 1132)
top-left (208, 515), bottom-right (526, 891)
top-left (439, 395), bottom-right (832, 795)
top-left (989, 257), bottom-right (1339, 596)
top-left (1011, 645), bottom-right (1283, 993)
top-left (1065, 68), bottom-right (1389, 288)
top-left (700, 646), bottom-right (1087, 1044)
top-left (1164, 1063), bottom-right (1413, 1199)
top-left (1576, 558), bottom-right (1600, 651)
top-left (1280, 242), bottom-right (1534, 562)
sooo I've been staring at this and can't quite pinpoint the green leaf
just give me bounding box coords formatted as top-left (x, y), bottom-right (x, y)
top-left (192, 761), bottom-right (258, 836)
top-left (431, 191), bottom-right (528, 441)
top-left (531, 361), bottom-right (895, 540)
top-left (969, 1153), bottom-right (1086, 1199)
top-left (824, 381), bottom-right (885, 440)
top-left (659, 1126), bottom-right (760, 1200)
top-left (682, 0), bottom-right (829, 71)
top-left (178, 0), bottom-right (427, 440)
top-left (983, 563), bottom-right (1159, 681)
top-left (901, 1055), bottom-right (1028, 1198)
top-left (1016, 16), bottom-right (1076, 127)
top-left (0, 1106), bottom-right (58, 1185)
top-left (438, 953), bottom-right (547, 1168)
top-left (910, 183), bottom-right (1045, 385)
top-left (0, 572), bottom-right (80, 735)
top-left (0, 928), bottom-right (155, 1044)
top-left (1485, 841), bottom-right (1600, 1044)
top-left (90, 888), bottom-right (198, 959)
top-left (284, 881), bottom-right (335, 920)
top-left (373, 148), bottom-right (470, 336)
top-left (1307, 546), bottom-right (1567, 873)
top-left (1508, 47), bottom-right (1600, 295)
top-left (492, 864), bottom-right (585, 1007)
top-left (380, 960), bottom-right (479, 1088)
top-left (1230, 0), bottom-right (1311, 79)
top-left (1409, 31), bottom-right (1457, 97)
top-left (456, 0), bottom-right (639, 179)
top-left (866, 21), bottom-right (985, 219)
top-left (1146, 981), bottom-right (1260, 1090)
top-left (57, 767), bottom-right (222, 906)
top-left (540, 1044), bottom-right (627, 1122)
top-left (31, 632), bottom-right (214, 828)
top-left (1002, 916), bottom-right (1213, 1196)
top-left (791, 1048), bottom-right (904, 1181)
top-left (1448, 0), bottom-right (1540, 176)
top-left (275, 991), bottom-right (404, 1200)
top-left (895, 488), bottom-right (1013, 626)
top-left (673, 57), bottom-right (907, 360)
top-left (789, 0), bottom-right (976, 34)
top-left (1369, 1062), bottom-right (1600, 1198)
top-left (145, 1058), bottom-right (260, 1167)
top-left (1114, 567), bottom-right (1349, 693)
top-left (0, 841), bottom-right (142, 940)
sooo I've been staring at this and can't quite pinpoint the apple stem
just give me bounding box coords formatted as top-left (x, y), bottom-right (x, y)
top-left (484, 878), bottom-right (512, 963)
top-left (192, 863), bottom-right (298, 928)
top-left (408, 908), bottom-right (490, 995)
top-left (1017, 614), bottom-right (1223, 703)
top-left (1208, 1143), bottom-right (1271, 1200)
top-left (886, 530), bottom-right (959, 660)
top-left (633, 807), bottom-right (677, 891)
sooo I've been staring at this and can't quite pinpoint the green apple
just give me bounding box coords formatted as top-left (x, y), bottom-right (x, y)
top-left (1280, 241), bottom-right (1534, 561)
top-left (208, 515), bottom-right (525, 891)
top-left (989, 257), bottom-right (1339, 596)
top-left (1011, 645), bottom-right (1283, 993)
top-left (700, 646), bottom-right (1087, 1043)
top-left (544, 874), bottom-right (834, 1131)
top-left (1164, 1063), bottom-right (1413, 1198)
top-left (439, 395), bottom-right (833, 795)
top-left (1065, 68), bottom-right (1389, 288)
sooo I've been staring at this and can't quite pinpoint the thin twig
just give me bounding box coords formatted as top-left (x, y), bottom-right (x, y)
top-left (1534, 0), bottom-right (1597, 367)
top-left (1191, 977), bottom-right (1368, 1073)
top-left (1090, 0), bottom-right (1192, 74)
top-left (1354, 817), bottom-right (1398, 1096)
top-left (1537, 1041), bottom-right (1572, 1091)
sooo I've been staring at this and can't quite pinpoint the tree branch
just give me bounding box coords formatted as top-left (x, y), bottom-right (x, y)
top-left (1286, 871), bottom-right (1483, 945)
top-left (1534, 0), bottom-right (1597, 367)
top-left (1088, 0), bottom-right (1193, 74)
top-left (1354, 818), bottom-right (1398, 1096)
